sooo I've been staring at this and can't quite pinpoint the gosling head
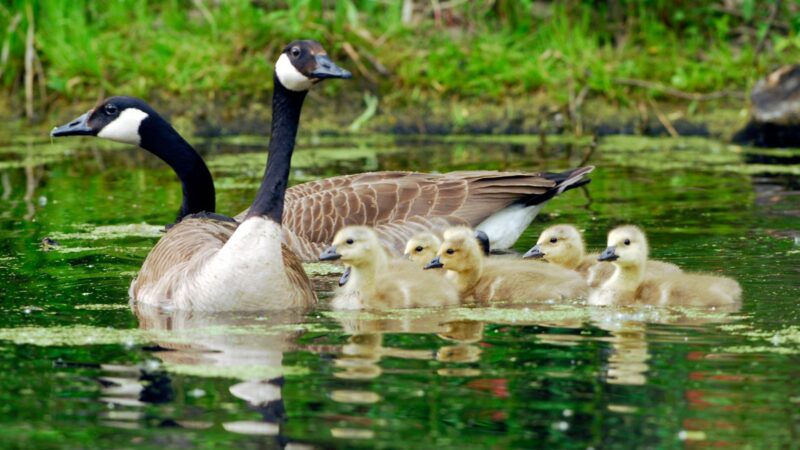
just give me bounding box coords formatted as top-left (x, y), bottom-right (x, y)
top-left (320, 226), bottom-right (382, 267)
top-left (598, 225), bottom-right (649, 268)
top-left (523, 224), bottom-right (585, 268)
top-left (274, 40), bottom-right (352, 92)
top-left (404, 233), bottom-right (442, 266)
top-left (424, 227), bottom-right (482, 272)
top-left (51, 96), bottom-right (162, 145)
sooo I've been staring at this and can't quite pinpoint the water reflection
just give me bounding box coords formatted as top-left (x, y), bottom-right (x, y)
top-left (96, 305), bottom-right (311, 442)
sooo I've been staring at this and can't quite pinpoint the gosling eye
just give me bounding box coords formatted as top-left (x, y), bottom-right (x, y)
top-left (446, 248), bottom-right (455, 255)
top-left (550, 237), bottom-right (558, 243)
top-left (104, 103), bottom-right (118, 115)
top-left (624, 239), bottom-right (631, 246)
top-left (291, 47), bottom-right (301, 58)
top-left (346, 239), bottom-right (354, 245)
top-left (415, 246), bottom-right (423, 252)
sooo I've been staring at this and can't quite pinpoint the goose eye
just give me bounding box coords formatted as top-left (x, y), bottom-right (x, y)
top-left (446, 249), bottom-right (455, 255)
top-left (624, 239), bottom-right (631, 246)
top-left (291, 47), bottom-right (301, 58)
top-left (104, 103), bottom-right (118, 115)
top-left (550, 237), bottom-right (558, 243)
top-left (415, 246), bottom-right (423, 252)
top-left (346, 239), bottom-right (354, 245)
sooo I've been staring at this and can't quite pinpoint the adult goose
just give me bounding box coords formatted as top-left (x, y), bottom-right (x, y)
top-left (53, 40), bottom-right (352, 310)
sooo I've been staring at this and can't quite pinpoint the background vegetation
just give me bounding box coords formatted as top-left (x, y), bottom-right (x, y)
top-left (0, 0), bottom-right (798, 131)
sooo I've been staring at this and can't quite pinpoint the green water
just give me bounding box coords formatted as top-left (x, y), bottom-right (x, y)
top-left (0, 131), bottom-right (798, 449)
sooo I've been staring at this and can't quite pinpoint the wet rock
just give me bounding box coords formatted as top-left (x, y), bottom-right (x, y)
top-left (734, 65), bottom-right (800, 148)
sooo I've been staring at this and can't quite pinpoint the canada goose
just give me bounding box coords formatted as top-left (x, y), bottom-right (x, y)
top-left (53, 40), bottom-right (351, 310)
top-left (424, 227), bottom-right (587, 303)
top-left (53, 98), bottom-right (594, 259)
top-left (523, 224), bottom-right (680, 287)
top-left (319, 226), bottom-right (460, 310)
top-left (589, 225), bottom-right (742, 307)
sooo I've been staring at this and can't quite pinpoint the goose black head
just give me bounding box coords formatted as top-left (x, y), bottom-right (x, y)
top-left (51, 96), bottom-right (161, 145)
top-left (274, 40), bottom-right (352, 92)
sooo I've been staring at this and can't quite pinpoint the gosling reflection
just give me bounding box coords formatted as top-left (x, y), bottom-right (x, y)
top-left (328, 311), bottom-right (486, 442)
top-left (333, 313), bottom-right (486, 380)
top-left (590, 305), bottom-right (741, 386)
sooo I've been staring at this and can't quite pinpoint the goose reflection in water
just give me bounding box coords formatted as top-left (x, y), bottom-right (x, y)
top-left (81, 303), bottom-right (313, 444)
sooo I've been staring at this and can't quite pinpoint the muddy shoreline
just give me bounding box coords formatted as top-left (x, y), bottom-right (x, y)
top-left (0, 94), bottom-right (760, 144)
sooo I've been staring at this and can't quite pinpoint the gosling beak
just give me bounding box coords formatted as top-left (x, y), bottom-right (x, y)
top-left (311, 54), bottom-right (352, 79)
top-left (423, 256), bottom-right (443, 270)
top-left (474, 230), bottom-right (491, 256)
top-left (598, 246), bottom-right (618, 262)
top-left (319, 245), bottom-right (341, 261)
top-left (51, 111), bottom-right (94, 138)
top-left (523, 244), bottom-right (545, 259)
top-left (338, 266), bottom-right (351, 287)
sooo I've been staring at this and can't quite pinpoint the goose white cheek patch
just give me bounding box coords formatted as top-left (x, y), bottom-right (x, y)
top-left (275, 53), bottom-right (312, 91)
top-left (97, 108), bottom-right (149, 145)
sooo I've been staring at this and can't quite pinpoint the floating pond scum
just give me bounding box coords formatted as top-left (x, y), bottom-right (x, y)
top-left (0, 133), bottom-right (797, 448)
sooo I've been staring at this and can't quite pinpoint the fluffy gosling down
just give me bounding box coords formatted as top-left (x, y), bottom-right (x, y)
top-left (424, 227), bottom-right (587, 303)
top-left (320, 226), bottom-right (460, 310)
top-left (524, 224), bottom-right (680, 287)
top-left (589, 225), bottom-right (742, 307)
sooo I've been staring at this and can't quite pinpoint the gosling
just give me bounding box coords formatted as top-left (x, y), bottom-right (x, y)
top-left (524, 224), bottom-right (680, 287)
top-left (424, 227), bottom-right (587, 303)
top-left (588, 225), bottom-right (742, 307)
top-left (320, 226), bottom-right (460, 310)
top-left (404, 232), bottom-right (442, 268)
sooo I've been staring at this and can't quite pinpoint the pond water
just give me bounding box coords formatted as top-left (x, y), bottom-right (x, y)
top-left (0, 129), bottom-right (798, 448)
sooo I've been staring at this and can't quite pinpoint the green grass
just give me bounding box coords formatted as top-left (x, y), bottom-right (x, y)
top-left (1, 0), bottom-right (798, 123)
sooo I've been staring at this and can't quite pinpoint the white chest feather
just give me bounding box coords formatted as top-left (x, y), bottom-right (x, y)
top-left (476, 203), bottom-right (543, 250)
top-left (184, 217), bottom-right (293, 310)
top-left (98, 108), bottom-right (148, 145)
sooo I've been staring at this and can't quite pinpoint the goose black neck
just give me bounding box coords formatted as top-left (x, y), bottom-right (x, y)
top-left (246, 76), bottom-right (307, 223)
top-left (138, 117), bottom-right (216, 221)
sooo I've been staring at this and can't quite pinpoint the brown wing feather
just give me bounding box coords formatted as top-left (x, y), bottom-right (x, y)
top-left (235, 170), bottom-right (590, 261)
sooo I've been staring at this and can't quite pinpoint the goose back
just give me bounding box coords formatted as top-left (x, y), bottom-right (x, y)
top-left (239, 169), bottom-right (593, 260)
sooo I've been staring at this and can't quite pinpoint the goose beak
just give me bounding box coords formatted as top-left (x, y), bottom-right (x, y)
top-left (423, 256), bottom-right (444, 270)
top-left (51, 111), bottom-right (95, 137)
top-left (523, 244), bottom-right (545, 259)
top-left (598, 246), bottom-right (618, 262)
top-left (319, 245), bottom-right (341, 261)
top-left (474, 230), bottom-right (491, 256)
top-left (338, 266), bottom-right (351, 286)
top-left (311, 55), bottom-right (352, 80)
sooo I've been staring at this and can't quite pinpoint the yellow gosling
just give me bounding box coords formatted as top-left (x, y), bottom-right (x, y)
top-left (426, 227), bottom-right (587, 303)
top-left (588, 225), bottom-right (742, 307)
top-left (321, 226), bottom-right (459, 310)
top-left (404, 232), bottom-right (443, 268)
